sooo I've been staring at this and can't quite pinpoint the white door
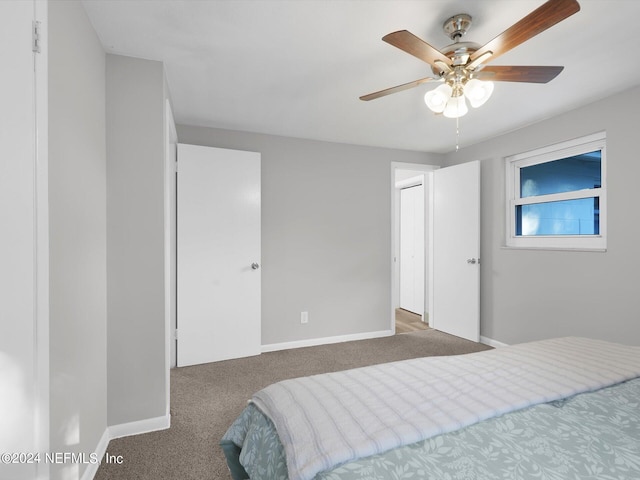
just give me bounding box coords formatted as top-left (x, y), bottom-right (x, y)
top-left (399, 185), bottom-right (424, 315)
top-left (430, 161), bottom-right (480, 342)
top-left (177, 144), bottom-right (261, 366)
top-left (1, 3), bottom-right (41, 478)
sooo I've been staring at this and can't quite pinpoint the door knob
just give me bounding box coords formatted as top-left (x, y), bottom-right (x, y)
top-left (467, 258), bottom-right (477, 264)
top-left (251, 262), bottom-right (260, 270)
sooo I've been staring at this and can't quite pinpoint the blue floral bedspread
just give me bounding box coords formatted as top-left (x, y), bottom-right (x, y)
top-left (221, 377), bottom-right (640, 479)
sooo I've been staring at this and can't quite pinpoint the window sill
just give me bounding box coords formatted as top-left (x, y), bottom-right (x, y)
top-left (501, 245), bottom-right (607, 253)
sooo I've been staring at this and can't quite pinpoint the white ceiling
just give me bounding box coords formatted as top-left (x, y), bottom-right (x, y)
top-left (83, 0), bottom-right (640, 153)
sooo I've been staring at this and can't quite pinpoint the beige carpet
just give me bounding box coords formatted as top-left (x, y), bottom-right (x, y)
top-left (95, 329), bottom-right (491, 480)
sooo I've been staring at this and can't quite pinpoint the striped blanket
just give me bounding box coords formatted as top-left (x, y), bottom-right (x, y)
top-left (251, 337), bottom-right (640, 480)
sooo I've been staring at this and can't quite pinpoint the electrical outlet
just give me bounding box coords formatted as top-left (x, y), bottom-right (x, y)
top-left (300, 311), bottom-right (309, 324)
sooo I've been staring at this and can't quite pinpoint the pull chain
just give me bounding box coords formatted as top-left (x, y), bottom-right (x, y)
top-left (455, 116), bottom-right (460, 151)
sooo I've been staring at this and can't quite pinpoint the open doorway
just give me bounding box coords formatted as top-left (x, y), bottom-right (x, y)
top-left (391, 163), bottom-right (438, 334)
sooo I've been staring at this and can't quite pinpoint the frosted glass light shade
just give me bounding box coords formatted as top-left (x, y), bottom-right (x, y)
top-left (424, 84), bottom-right (452, 113)
top-left (443, 95), bottom-right (468, 118)
top-left (464, 79), bottom-right (494, 108)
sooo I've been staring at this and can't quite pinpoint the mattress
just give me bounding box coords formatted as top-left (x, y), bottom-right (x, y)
top-left (221, 337), bottom-right (640, 480)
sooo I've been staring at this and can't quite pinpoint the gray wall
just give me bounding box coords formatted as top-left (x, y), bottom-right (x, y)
top-left (48, 2), bottom-right (107, 479)
top-left (106, 55), bottom-right (167, 424)
top-left (445, 85), bottom-right (640, 346)
top-left (176, 126), bottom-right (442, 345)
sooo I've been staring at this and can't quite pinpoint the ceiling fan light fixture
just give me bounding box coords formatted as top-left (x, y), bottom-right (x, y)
top-left (424, 83), bottom-right (452, 113)
top-left (464, 78), bottom-right (494, 108)
top-left (443, 94), bottom-right (468, 118)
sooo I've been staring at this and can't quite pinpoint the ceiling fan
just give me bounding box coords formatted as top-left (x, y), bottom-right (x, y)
top-left (360, 0), bottom-right (580, 119)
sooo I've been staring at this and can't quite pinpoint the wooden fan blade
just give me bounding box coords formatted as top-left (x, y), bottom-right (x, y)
top-left (475, 65), bottom-right (564, 83)
top-left (469, 0), bottom-right (580, 64)
top-left (360, 77), bottom-right (440, 101)
top-left (382, 30), bottom-right (452, 69)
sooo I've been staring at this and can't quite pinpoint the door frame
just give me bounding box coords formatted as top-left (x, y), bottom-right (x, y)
top-left (35, 2), bottom-right (50, 477)
top-left (4, 1), bottom-right (51, 476)
top-left (390, 162), bottom-right (438, 332)
top-left (163, 99), bottom-right (177, 415)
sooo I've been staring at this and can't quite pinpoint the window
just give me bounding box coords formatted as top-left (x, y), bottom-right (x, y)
top-left (505, 132), bottom-right (606, 250)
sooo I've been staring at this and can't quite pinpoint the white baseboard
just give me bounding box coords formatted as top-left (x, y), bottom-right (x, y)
top-left (108, 414), bottom-right (171, 440)
top-left (262, 329), bottom-right (394, 353)
top-left (480, 336), bottom-right (509, 348)
top-left (81, 414), bottom-right (171, 480)
top-left (79, 428), bottom-right (110, 480)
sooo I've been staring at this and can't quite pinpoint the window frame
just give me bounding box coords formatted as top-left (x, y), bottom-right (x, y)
top-left (505, 131), bottom-right (607, 251)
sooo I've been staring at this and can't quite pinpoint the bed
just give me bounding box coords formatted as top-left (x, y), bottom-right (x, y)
top-left (221, 337), bottom-right (640, 480)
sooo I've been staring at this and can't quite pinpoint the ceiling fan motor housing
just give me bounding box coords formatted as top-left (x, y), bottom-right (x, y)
top-left (433, 14), bottom-right (482, 76)
top-left (434, 41), bottom-right (482, 74)
top-left (443, 14), bottom-right (472, 40)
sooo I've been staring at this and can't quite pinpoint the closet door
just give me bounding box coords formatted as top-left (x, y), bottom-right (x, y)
top-left (399, 185), bottom-right (424, 315)
top-left (177, 144), bottom-right (261, 366)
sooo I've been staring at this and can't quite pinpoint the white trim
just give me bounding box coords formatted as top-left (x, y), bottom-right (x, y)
top-left (507, 131), bottom-right (606, 164)
top-left (480, 336), bottom-right (509, 348)
top-left (262, 329), bottom-right (394, 353)
top-left (500, 245), bottom-right (606, 253)
top-left (34, 2), bottom-right (50, 479)
top-left (79, 429), bottom-right (109, 480)
top-left (164, 99), bottom-right (177, 422)
top-left (108, 414), bottom-right (171, 440)
top-left (514, 188), bottom-right (602, 206)
top-left (427, 171), bottom-right (434, 329)
top-left (394, 175), bottom-right (424, 189)
top-left (80, 414), bottom-right (170, 480)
